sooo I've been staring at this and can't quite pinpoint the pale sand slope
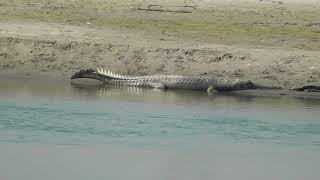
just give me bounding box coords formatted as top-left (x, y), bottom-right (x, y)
top-left (0, 0), bottom-right (319, 88)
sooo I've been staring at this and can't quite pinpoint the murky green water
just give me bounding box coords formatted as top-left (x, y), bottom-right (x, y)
top-left (0, 76), bottom-right (320, 180)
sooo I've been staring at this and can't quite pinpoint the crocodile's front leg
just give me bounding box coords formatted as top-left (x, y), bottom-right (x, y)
top-left (206, 85), bottom-right (216, 93)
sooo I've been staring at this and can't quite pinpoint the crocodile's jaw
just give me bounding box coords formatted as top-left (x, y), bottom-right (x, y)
top-left (211, 80), bottom-right (255, 91)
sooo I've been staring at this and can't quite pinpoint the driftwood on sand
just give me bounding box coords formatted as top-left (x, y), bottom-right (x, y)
top-left (135, 4), bottom-right (194, 13)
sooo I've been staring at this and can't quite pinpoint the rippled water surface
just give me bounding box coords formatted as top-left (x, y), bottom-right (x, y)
top-left (0, 76), bottom-right (320, 180)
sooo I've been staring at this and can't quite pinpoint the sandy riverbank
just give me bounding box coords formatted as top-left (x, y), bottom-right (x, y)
top-left (0, 0), bottom-right (319, 88)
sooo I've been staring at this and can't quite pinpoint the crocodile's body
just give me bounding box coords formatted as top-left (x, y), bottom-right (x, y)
top-left (71, 69), bottom-right (281, 91)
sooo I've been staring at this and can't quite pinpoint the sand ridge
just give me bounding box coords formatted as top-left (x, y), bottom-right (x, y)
top-left (0, 0), bottom-right (319, 88)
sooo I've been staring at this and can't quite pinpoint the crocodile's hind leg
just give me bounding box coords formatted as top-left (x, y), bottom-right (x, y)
top-left (148, 83), bottom-right (168, 89)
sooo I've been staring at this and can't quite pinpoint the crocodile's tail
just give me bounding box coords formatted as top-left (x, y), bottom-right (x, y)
top-left (71, 68), bottom-right (137, 80)
top-left (71, 69), bottom-right (105, 81)
top-left (71, 69), bottom-right (94, 79)
top-left (71, 69), bottom-right (167, 89)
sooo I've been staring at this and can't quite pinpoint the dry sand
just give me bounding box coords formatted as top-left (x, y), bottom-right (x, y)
top-left (0, 0), bottom-right (319, 88)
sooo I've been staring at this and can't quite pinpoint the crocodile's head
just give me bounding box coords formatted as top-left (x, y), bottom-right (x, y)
top-left (236, 80), bottom-right (282, 90)
top-left (213, 80), bottom-right (256, 91)
top-left (236, 80), bottom-right (256, 90)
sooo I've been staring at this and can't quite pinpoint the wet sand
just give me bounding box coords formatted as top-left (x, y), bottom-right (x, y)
top-left (0, 0), bottom-right (319, 89)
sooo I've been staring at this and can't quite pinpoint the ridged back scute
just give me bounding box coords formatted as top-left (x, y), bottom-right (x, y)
top-left (96, 68), bottom-right (135, 80)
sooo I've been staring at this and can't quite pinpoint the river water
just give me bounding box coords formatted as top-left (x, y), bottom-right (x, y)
top-left (0, 76), bottom-right (320, 180)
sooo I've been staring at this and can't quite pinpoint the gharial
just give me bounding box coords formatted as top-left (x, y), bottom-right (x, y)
top-left (71, 68), bottom-right (281, 92)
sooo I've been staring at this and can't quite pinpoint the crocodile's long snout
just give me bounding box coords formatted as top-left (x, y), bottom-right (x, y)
top-left (254, 83), bottom-right (282, 90)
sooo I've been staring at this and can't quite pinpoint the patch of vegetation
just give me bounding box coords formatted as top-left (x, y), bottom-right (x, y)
top-left (1, 0), bottom-right (319, 50)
